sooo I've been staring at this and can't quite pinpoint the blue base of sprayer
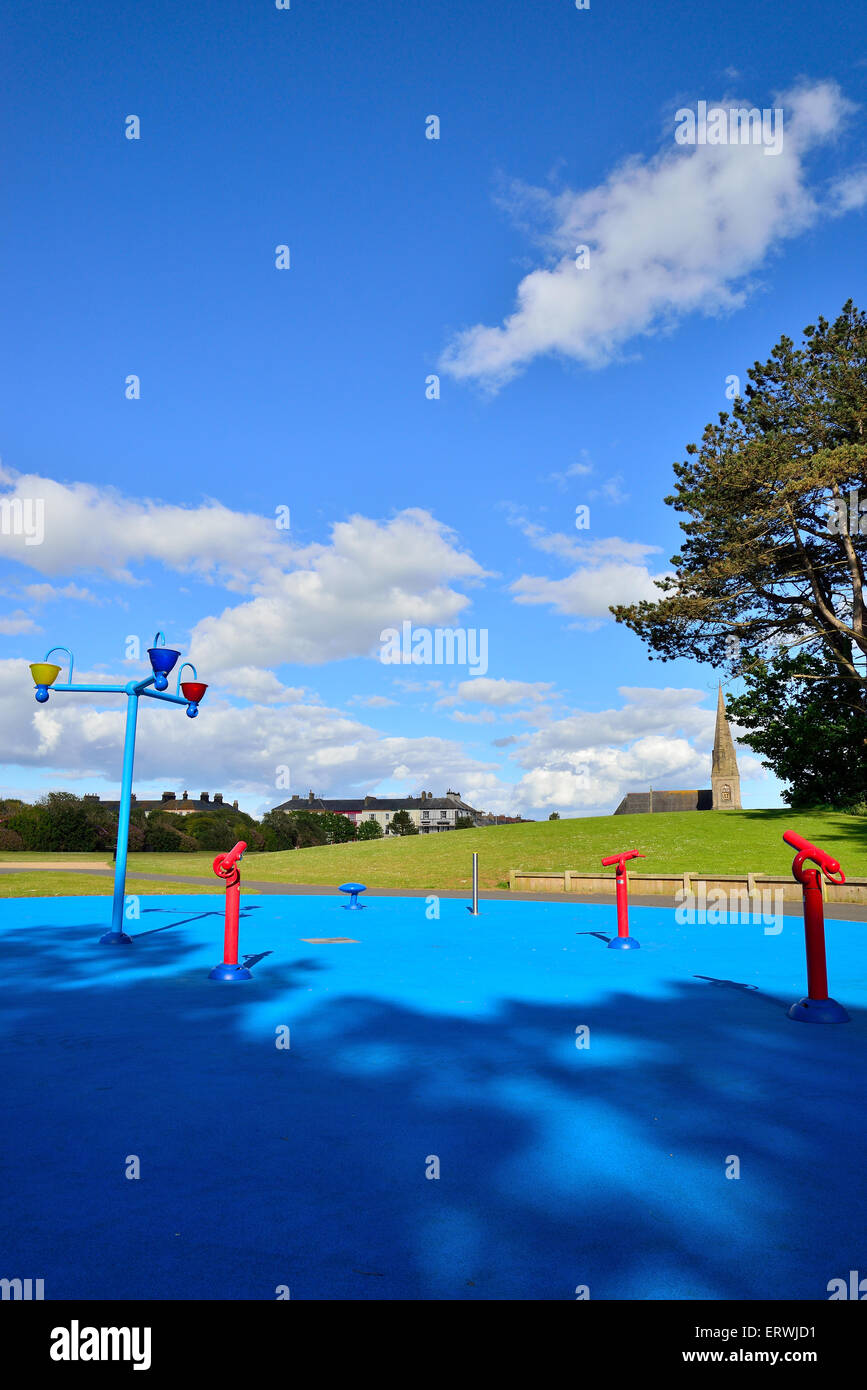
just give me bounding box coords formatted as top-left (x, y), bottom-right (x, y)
top-left (787, 996), bottom-right (850, 1024)
top-left (99, 930), bottom-right (133, 945)
top-left (342, 902), bottom-right (365, 911)
top-left (208, 962), bottom-right (253, 982)
top-left (608, 936), bottom-right (640, 950)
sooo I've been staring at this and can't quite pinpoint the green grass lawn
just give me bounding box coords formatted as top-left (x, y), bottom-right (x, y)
top-left (3, 810), bottom-right (865, 896)
top-left (0, 873), bottom-right (214, 898)
top-left (116, 808), bottom-right (867, 889)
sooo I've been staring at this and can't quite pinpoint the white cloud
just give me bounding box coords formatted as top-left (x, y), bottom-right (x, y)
top-left (511, 543), bottom-right (668, 620)
top-left (508, 686), bottom-right (754, 814)
top-left (829, 165), bottom-right (867, 212)
top-left (440, 81), bottom-right (860, 387)
top-left (188, 509), bottom-right (489, 672)
top-left (0, 473), bottom-right (491, 679)
top-left (505, 514), bottom-right (668, 622)
top-left (514, 736), bottom-right (708, 813)
top-left (589, 475), bottom-right (628, 506)
top-left (350, 694), bottom-right (399, 708)
top-left (0, 610), bottom-right (40, 636)
top-left (219, 667), bottom-right (310, 705)
top-left (394, 678), bottom-right (444, 692)
top-left (441, 677), bottom-right (554, 707)
top-left (3, 662), bottom-right (770, 820)
top-left (22, 583), bottom-right (100, 604)
top-left (0, 465), bottom-right (289, 585)
top-left (546, 454), bottom-right (593, 489)
top-left (0, 658), bottom-right (506, 814)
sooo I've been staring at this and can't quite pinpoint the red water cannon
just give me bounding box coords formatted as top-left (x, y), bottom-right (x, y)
top-left (783, 831), bottom-right (845, 888)
top-left (213, 840), bottom-right (246, 884)
top-left (600, 849), bottom-right (646, 871)
top-left (601, 849), bottom-right (645, 951)
top-left (782, 831), bottom-right (848, 1023)
top-left (209, 840), bottom-right (251, 982)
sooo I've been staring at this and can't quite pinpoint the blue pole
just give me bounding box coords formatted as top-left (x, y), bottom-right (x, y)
top-left (100, 691), bottom-right (139, 945)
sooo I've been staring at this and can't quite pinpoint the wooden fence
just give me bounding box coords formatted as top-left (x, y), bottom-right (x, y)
top-left (508, 869), bottom-right (867, 905)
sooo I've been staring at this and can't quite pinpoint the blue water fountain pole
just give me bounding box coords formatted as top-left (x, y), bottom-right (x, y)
top-left (103, 688), bottom-right (141, 944)
top-left (28, 633), bottom-right (209, 945)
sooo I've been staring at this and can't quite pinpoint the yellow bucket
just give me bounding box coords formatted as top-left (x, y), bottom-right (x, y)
top-left (30, 662), bottom-right (62, 687)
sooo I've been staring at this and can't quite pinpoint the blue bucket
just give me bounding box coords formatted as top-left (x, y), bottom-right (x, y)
top-left (147, 646), bottom-right (181, 675)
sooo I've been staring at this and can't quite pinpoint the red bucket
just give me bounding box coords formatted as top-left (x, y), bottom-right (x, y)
top-left (181, 681), bottom-right (208, 704)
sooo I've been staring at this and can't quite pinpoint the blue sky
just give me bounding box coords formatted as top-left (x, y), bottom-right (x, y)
top-left (1, 0), bottom-right (865, 818)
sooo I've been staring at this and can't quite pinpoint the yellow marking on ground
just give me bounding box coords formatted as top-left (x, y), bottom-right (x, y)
top-left (301, 937), bottom-right (360, 943)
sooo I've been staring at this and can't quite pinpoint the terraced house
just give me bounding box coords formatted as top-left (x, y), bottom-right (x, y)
top-left (274, 789), bottom-right (480, 834)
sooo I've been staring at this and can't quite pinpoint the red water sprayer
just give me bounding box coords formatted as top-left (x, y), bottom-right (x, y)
top-left (782, 831), bottom-right (848, 1023)
top-left (600, 849), bottom-right (645, 951)
top-left (209, 840), bottom-right (252, 982)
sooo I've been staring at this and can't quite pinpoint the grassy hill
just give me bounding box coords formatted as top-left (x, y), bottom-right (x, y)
top-left (3, 809), bottom-right (865, 897)
top-left (111, 808), bottom-right (867, 891)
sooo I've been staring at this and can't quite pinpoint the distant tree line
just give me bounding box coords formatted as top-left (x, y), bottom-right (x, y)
top-left (0, 794), bottom-right (466, 853)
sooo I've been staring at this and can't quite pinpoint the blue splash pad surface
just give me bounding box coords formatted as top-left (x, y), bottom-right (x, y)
top-left (2, 892), bottom-right (865, 1301)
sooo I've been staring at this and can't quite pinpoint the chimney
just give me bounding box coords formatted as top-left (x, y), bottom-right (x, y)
top-left (308, 789), bottom-right (315, 803)
top-left (214, 793), bottom-right (223, 804)
top-left (232, 800), bottom-right (238, 810)
top-left (200, 792), bottom-right (209, 803)
top-left (183, 791), bottom-right (189, 801)
top-left (161, 791), bottom-right (175, 802)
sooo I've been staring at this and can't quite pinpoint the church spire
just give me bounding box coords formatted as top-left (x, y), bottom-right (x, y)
top-left (711, 683), bottom-right (741, 808)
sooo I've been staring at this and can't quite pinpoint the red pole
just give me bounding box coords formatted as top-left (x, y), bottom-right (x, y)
top-left (223, 873), bottom-right (240, 966)
top-left (782, 831), bottom-right (848, 1023)
top-left (601, 850), bottom-right (645, 950)
top-left (209, 841), bottom-right (251, 982)
top-left (615, 864), bottom-right (629, 938)
top-left (801, 869), bottom-right (829, 1001)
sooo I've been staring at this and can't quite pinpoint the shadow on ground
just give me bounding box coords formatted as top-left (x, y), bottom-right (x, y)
top-left (1, 902), bottom-right (865, 1301)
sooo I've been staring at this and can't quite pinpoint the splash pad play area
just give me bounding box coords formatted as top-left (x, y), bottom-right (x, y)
top-left (3, 839), bottom-right (866, 1300)
top-left (9, 641), bottom-right (866, 1298)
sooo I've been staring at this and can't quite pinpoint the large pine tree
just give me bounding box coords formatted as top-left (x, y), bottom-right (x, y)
top-left (613, 301), bottom-right (867, 807)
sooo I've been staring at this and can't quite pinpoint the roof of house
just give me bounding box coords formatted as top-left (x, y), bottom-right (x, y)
top-left (86, 793), bottom-right (239, 814)
top-left (273, 794), bottom-right (477, 814)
